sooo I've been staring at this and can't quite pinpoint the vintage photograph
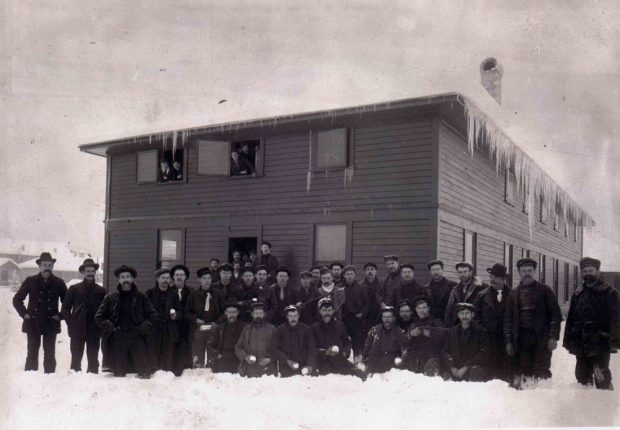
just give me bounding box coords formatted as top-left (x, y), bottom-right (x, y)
top-left (0, 1), bottom-right (618, 428)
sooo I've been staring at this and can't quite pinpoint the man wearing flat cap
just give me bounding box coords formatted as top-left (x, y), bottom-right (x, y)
top-left (266, 266), bottom-right (300, 326)
top-left (444, 262), bottom-right (484, 327)
top-left (235, 301), bottom-right (277, 377)
top-left (362, 306), bottom-right (403, 374)
top-left (210, 299), bottom-right (245, 373)
top-left (424, 260), bottom-right (457, 322)
top-left (295, 271), bottom-right (321, 325)
top-left (504, 257), bottom-right (562, 386)
top-left (61, 258), bottom-right (106, 373)
top-left (254, 241), bottom-right (279, 280)
top-left (378, 254), bottom-right (403, 308)
top-left (442, 302), bottom-right (489, 382)
top-left (563, 257), bottom-right (619, 389)
top-left (340, 265), bottom-right (370, 363)
top-left (95, 265), bottom-right (159, 378)
top-left (13, 252), bottom-right (68, 373)
top-left (474, 263), bottom-right (513, 381)
top-left (272, 305), bottom-right (317, 377)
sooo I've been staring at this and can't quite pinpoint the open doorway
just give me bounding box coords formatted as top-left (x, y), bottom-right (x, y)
top-left (228, 237), bottom-right (257, 266)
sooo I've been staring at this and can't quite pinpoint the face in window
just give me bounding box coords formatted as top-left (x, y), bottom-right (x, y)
top-left (232, 251), bottom-right (241, 262)
top-left (249, 251), bottom-right (257, 262)
top-left (233, 262), bottom-right (241, 273)
top-left (160, 161), bottom-right (169, 172)
top-left (241, 143), bottom-right (250, 154)
top-left (231, 151), bottom-right (239, 162)
top-left (172, 161), bottom-right (181, 171)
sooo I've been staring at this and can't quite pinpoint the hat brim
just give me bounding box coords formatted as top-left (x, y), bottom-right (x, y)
top-left (79, 264), bottom-right (100, 272)
top-left (36, 258), bottom-right (57, 265)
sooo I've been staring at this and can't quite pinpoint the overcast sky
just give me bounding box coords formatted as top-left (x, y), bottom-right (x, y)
top-left (1, 0), bottom-right (618, 268)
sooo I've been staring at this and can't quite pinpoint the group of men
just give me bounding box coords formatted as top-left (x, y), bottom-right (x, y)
top-left (12, 244), bottom-right (619, 390)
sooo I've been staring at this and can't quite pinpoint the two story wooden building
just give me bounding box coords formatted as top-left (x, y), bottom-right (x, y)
top-left (80, 93), bottom-right (593, 308)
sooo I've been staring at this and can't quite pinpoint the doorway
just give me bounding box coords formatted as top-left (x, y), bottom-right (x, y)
top-left (228, 237), bottom-right (258, 265)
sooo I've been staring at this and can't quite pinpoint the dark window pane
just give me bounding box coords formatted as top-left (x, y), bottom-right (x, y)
top-left (316, 128), bottom-right (347, 168)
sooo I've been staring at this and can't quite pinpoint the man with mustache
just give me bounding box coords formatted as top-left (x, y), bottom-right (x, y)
top-left (395, 299), bottom-right (415, 331)
top-left (296, 271), bottom-right (321, 325)
top-left (171, 264), bottom-right (194, 371)
top-left (444, 262), bottom-right (484, 327)
top-left (378, 255), bottom-right (402, 308)
top-left (563, 257), bottom-right (620, 390)
top-left (361, 262), bottom-right (381, 327)
top-left (95, 265), bottom-right (159, 378)
top-left (266, 267), bottom-right (300, 326)
top-left (231, 266), bottom-right (257, 323)
top-left (504, 258), bottom-right (562, 386)
top-left (330, 262), bottom-right (344, 286)
top-left (146, 268), bottom-right (182, 375)
top-left (272, 305), bottom-right (317, 377)
top-left (315, 268), bottom-right (345, 321)
top-left (235, 301), bottom-right (277, 377)
top-left (211, 299), bottom-right (246, 374)
top-left (362, 306), bottom-right (403, 374)
top-left (13, 252), bottom-right (68, 373)
top-left (341, 265), bottom-right (369, 364)
top-left (424, 260), bottom-right (457, 322)
top-left (61, 258), bottom-right (106, 373)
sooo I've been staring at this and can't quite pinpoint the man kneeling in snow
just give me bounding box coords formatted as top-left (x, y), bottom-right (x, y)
top-left (235, 301), bottom-right (277, 377)
top-left (362, 306), bottom-right (403, 374)
top-left (311, 298), bottom-right (366, 380)
top-left (272, 305), bottom-right (317, 377)
top-left (442, 302), bottom-right (489, 382)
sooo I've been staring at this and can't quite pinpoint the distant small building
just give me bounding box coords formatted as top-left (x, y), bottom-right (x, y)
top-left (0, 258), bottom-right (21, 287)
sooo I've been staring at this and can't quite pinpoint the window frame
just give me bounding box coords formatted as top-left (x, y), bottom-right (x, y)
top-left (157, 147), bottom-right (188, 185)
top-left (463, 230), bottom-right (477, 274)
top-left (553, 258), bottom-right (559, 296)
top-left (539, 254), bottom-right (546, 283)
top-left (312, 222), bottom-right (351, 266)
top-left (564, 262), bottom-right (570, 302)
top-left (136, 149), bottom-right (159, 184)
top-left (196, 139), bottom-right (231, 177)
top-left (157, 228), bottom-right (186, 267)
top-left (504, 242), bottom-right (513, 287)
top-left (311, 127), bottom-right (353, 171)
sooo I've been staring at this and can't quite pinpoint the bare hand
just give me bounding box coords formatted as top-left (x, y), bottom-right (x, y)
top-left (422, 329), bottom-right (431, 337)
top-left (547, 338), bottom-right (557, 351)
top-left (258, 357), bottom-right (271, 367)
top-left (450, 367), bottom-right (459, 377)
top-left (24, 313), bottom-right (31, 320)
top-left (410, 327), bottom-right (422, 337)
top-left (457, 367), bottom-right (469, 378)
top-left (506, 342), bottom-right (514, 357)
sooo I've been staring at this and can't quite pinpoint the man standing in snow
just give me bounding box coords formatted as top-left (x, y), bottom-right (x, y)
top-left (362, 306), bottom-right (403, 374)
top-left (424, 260), bottom-right (457, 322)
top-left (235, 301), bottom-right (277, 377)
top-left (341, 265), bottom-right (369, 364)
top-left (266, 266), bottom-right (299, 326)
top-left (13, 252), bottom-right (67, 373)
top-left (272, 305), bottom-right (317, 377)
top-left (442, 302), bottom-right (489, 382)
top-left (171, 264), bottom-right (193, 371)
top-left (444, 262), bottom-right (483, 327)
top-left (396, 264), bottom-right (425, 305)
top-left (295, 271), bottom-right (321, 325)
top-left (61, 258), bottom-right (106, 373)
top-left (361, 262), bottom-right (381, 327)
top-left (563, 257), bottom-right (619, 390)
top-left (504, 258), bottom-right (562, 384)
top-left (210, 299), bottom-right (246, 373)
top-left (95, 265), bottom-right (159, 378)
top-left (378, 254), bottom-right (402, 308)
top-left (311, 298), bottom-right (366, 380)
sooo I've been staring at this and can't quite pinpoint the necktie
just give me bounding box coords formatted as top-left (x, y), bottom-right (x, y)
top-left (279, 287), bottom-right (284, 301)
top-left (178, 288), bottom-right (182, 301)
top-left (204, 292), bottom-right (211, 312)
top-left (497, 290), bottom-right (502, 302)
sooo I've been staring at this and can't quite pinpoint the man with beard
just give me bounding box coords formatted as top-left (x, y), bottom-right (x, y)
top-left (424, 260), bottom-right (457, 321)
top-left (315, 268), bottom-right (345, 321)
top-left (504, 258), bottom-right (562, 385)
top-left (171, 264), bottom-right (193, 371)
top-left (362, 262), bottom-right (382, 326)
top-left (254, 241), bottom-right (279, 280)
top-left (311, 298), bottom-right (366, 380)
top-left (330, 262), bottom-right (344, 286)
top-left (341, 265), bottom-right (369, 363)
top-left (362, 306), bottom-right (403, 374)
top-left (444, 262), bottom-right (483, 327)
top-left (395, 300), bottom-right (415, 331)
top-left (213, 263), bottom-right (236, 300)
top-left (251, 265), bottom-right (272, 304)
top-left (235, 301), bottom-right (277, 377)
top-left (378, 255), bottom-right (402, 308)
top-left (146, 268), bottom-right (182, 375)
top-left (210, 299), bottom-right (246, 373)
top-left (296, 271), bottom-right (321, 325)
top-left (396, 264), bottom-right (425, 305)
top-left (95, 265), bottom-right (159, 378)
top-left (474, 263), bottom-right (513, 381)
top-left (61, 258), bottom-right (106, 373)
top-left (232, 266), bottom-right (258, 322)
top-left (266, 267), bottom-right (299, 326)
top-left (210, 258), bottom-right (221, 284)
top-left (442, 303), bottom-right (489, 382)
top-left (563, 257), bottom-right (620, 390)
top-left (401, 296), bottom-right (446, 376)
top-left (310, 266), bottom-right (322, 289)
top-left (272, 305), bottom-right (317, 377)
top-left (185, 267), bottom-right (222, 368)
top-left (13, 252), bottom-right (68, 373)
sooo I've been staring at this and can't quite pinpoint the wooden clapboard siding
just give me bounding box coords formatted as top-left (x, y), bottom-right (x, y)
top-left (437, 220), bottom-right (464, 281)
top-left (184, 226), bottom-right (227, 288)
top-left (262, 222), bottom-right (310, 276)
top-left (477, 233), bottom-right (504, 284)
top-left (106, 228), bottom-right (156, 291)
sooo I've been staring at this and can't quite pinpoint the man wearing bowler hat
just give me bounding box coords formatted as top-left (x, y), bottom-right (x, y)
top-left (424, 260), bottom-right (457, 322)
top-left (13, 252), bottom-right (68, 373)
top-left (95, 265), bottom-right (159, 378)
top-left (61, 258), bottom-right (106, 373)
top-left (474, 263), bottom-right (513, 380)
top-left (563, 257), bottom-right (619, 389)
top-left (444, 262), bottom-right (484, 327)
top-left (504, 258), bottom-right (562, 386)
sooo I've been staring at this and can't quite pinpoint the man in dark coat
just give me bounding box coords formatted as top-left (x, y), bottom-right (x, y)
top-left (295, 271), bottom-right (321, 325)
top-left (314, 268), bottom-right (345, 321)
top-left (563, 257), bottom-right (620, 390)
top-left (230, 266), bottom-right (257, 322)
top-left (474, 263), bottom-right (513, 381)
top-left (504, 258), bottom-right (562, 384)
top-left (442, 303), bottom-right (490, 382)
top-left (254, 241), bottom-right (279, 280)
top-left (378, 254), bottom-right (403, 308)
top-left (186, 267), bottom-right (222, 368)
top-left (341, 265), bottom-right (370, 363)
top-left (424, 260), bottom-right (457, 322)
top-left (266, 267), bottom-right (299, 326)
top-left (396, 264), bottom-right (425, 306)
top-left (311, 298), bottom-right (366, 380)
top-left (250, 265), bottom-right (272, 304)
top-left (401, 296), bottom-right (447, 376)
top-left (145, 268), bottom-right (182, 375)
top-left (210, 258), bottom-right (221, 284)
top-left (61, 258), bottom-right (106, 373)
top-left (444, 262), bottom-right (484, 327)
top-left (330, 262), bottom-right (344, 286)
top-left (212, 263), bottom-right (236, 301)
top-left (13, 252), bottom-right (67, 373)
top-left (235, 301), bottom-right (277, 377)
top-left (310, 266), bottom-right (322, 289)
top-left (272, 305), bottom-right (317, 377)
top-left (395, 300), bottom-right (415, 331)
top-left (171, 264), bottom-right (194, 371)
top-left (210, 300), bottom-right (246, 374)
top-left (361, 262), bottom-right (382, 326)
top-left (95, 265), bottom-right (160, 378)
top-left (363, 306), bottom-right (403, 374)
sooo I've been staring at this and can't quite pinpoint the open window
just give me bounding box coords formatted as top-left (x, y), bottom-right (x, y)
top-left (137, 148), bottom-right (185, 184)
top-left (228, 237), bottom-right (257, 265)
top-left (158, 229), bottom-right (185, 267)
top-left (314, 223), bottom-right (347, 265)
top-left (197, 138), bottom-right (263, 177)
top-left (313, 128), bottom-right (350, 170)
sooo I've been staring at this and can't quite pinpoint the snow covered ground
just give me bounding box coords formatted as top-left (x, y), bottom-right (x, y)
top-left (0, 288), bottom-right (617, 429)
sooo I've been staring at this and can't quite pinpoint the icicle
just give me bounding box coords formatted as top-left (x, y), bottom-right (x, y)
top-left (306, 130), bottom-right (313, 193)
top-left (172, 131), bottom-right (178, 155)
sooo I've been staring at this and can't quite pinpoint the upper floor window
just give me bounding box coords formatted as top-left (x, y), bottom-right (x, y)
top-left (573, 222), bottom-right (578, 242)
top-left (137, 148), bottom-right (185, 184)
top-left (197, 138), bottom-right (262, 177)
top-left (137, 150), bottom-right (158, 183)
top-left (313, 128), bottom-right (349, 169)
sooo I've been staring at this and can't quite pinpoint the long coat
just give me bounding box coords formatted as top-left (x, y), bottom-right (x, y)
top-left (297, 284), bottom-right (321, 325)
top-left (234, 321), bottom-right (277, 377)
top-left (342, 281), bottom-right (370, 320)
top-left (61, 280), bottom-right (106, 339)
top-left (94, 284), bottom-right (160, 337)
top-left (311, 318), bottom-right (352, 358)
top-left (362, 324), bottom-right (403, 373)
top-left (145, 286), bottom-right (181, 343)
top-left (13, 273), bottom-right (68, 335)
top-left (185, 287), bottom-right (222, 337)
top-left (266, 284), bottom-right (300, 326)
top-left (210, 319), bottom-right (246, 373)
top-left (563, 280), bottom-right (620, 357)
top-left (503, 281), bottom-right (562, 354)
top-left (444, 281), bottom-right (484, 326)
top-left (379, 270), bottom-right (403, 307)
top-left (424, 277), bottom-right (457, 321)
top-left (272, 322), bottom-right (317, 373)
top-left (442, 323), bottom-right (490, 369)
top-left (253, 253), bottom-right (279, 278)
top-left (362, 277), bottom-right (382, 323)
